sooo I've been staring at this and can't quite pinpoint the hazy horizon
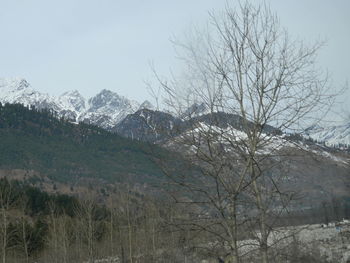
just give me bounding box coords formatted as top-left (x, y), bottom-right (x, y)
top-left (1, 0), bottom-right (349, 119)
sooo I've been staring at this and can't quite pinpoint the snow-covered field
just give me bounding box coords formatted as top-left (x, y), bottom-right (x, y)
top-left (236, 221), bottom-right (350, 263)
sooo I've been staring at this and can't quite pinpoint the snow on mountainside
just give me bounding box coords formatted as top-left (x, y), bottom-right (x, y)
top-left (164, 120), bottom-right (348, 165)
top-left (79, 89), bottom-right (140, 129)
top-left (306, 123), bottom-right (350, 147)
top-left (1, 78), bottom-right (349, 148)
top-left (0, 78), bottom-right (57, 109)
top-left (0, 78), bottom-right (143, 129)
top-left (138, 100), bottom-right (154, 111)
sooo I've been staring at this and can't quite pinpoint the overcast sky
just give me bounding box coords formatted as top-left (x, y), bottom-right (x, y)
top-left (0, 0), bottom-right (349, 114)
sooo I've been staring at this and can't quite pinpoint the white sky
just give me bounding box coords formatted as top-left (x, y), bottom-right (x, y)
top-left (0, 0), bottom-right (349, 115)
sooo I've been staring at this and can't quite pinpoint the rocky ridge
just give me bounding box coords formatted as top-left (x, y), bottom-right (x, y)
top-left (1, 77), bottom-right (349, 147)
top-left (0, 78), bottom-right (148, 130)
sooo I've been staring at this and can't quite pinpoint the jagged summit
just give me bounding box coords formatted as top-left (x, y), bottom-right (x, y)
top-left (88, 89), bottom-right (136, 111)
top-left (80, 89), bottom-right (140, 129)
top-left (59, 90), bottom-right (86, 112)
top-left (182, 102), bottom-right (209, 118)
top-left (0, 78), bottom-right (55, 111)
top-left (0, 78), bottom-right (140, 129)
top-left (60, 89), bottom-right (82, 97)
top-left (0, 78), bottom-right (30, 91)
top-left (138, 100), bottom-right (154, 110)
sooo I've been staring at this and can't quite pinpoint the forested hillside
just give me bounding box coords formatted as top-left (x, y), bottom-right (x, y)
top-left (0, 103), bottom-right (192, 262)
top-left (0, 103), bottom-right (167, 184)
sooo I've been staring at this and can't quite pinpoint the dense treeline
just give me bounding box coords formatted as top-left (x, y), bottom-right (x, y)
top-left (0, 177), bottom-right (201, 263)
top-left (0, 178), bottom-right (76, 261)
top-left (0, 103), bottom-right (169, 183)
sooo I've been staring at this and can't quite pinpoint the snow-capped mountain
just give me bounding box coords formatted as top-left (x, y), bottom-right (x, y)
top-left (114, 108), bottom-right (181, 142)
top-left (181, 102), bottom-right (209, 118)
top-left (306, 123), bottom-right (350, 147)
top-left (79, 89), bottom-right (140, 129)
top-left (0, 78), bottom-right (58, 110)
top-left (138, 100), bottom-right (154, 111)
top-left (2, 78), bottom-right (349, 148)
top-left (0, 78), bottom-right (144, 129)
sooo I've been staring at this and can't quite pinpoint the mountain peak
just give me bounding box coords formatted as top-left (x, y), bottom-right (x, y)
top-left (0, 78), bottom-right (30, 91)
top-left (60, 89), bottom-right (83, 97)
top-left (59, 90), bottom-right (86, 113)
top-left (139, 100), bottom-right (154, 110)
top-left (88, 89), bottom-right (130, 110)
top-left (182, 102), bottom-right (209, 118)
top-left (98, 89), bottom-right (114, 95)
top-left (94, 89), bottom-right (124, 99)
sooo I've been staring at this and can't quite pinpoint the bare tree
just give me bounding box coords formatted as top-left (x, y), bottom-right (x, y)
top-left (153, 2), bottom-right (337, 262)
top-left (124, 185), bottom-right (134, 263)
top-left (47, 201), bottom-right (71, 263)
top-left (74, 192), bottom-right (98, 262)
top-left (18, 195), bottom-right (30, 263)
top-left (0, 179), bottom-right (16, 263)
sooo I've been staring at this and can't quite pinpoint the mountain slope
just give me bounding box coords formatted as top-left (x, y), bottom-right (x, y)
top-left (114, 108), bottom-right (182, 142)
top-left (114, 109), bottom-right (281, 143)
top-left (79, 89), bottom-right (139, 129)
top-left (306, 122), bottom-right (350, 147)
top-left (115, 107), bottom-right (350, 208)
top-left (0, 103), bottom-right (171, 184)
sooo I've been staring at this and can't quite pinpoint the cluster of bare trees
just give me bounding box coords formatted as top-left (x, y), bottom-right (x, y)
top-left (0, 180), bottom-right (44, 263)
top-left (43, 188), bottom-right (206, 263)
top-left (3, 178), bottom-right (348, 263)
top-left (0, 179), bottom-right (199, 263)
top-left (153, 2), bottom-right (339, 262)
top-left (0, 180), bottom-right (14, 263)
